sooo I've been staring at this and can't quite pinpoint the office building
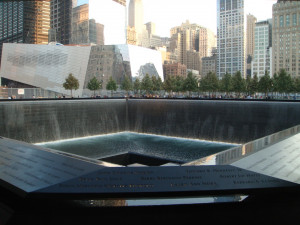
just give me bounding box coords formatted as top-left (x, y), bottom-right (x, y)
top-left (202, 54), bottom-right (217, 76)
top-left (128, 0), bottom-right (144, 45)
top-left (71, 4), bottom-right (104, 45)
top-left (272, 1), bottom-right (300, 78)
top-left (246, 14), bottom-right (257, 76)
top-left (163, 62), bottom-right (187, 79)
top-left (251, 20), bottom-right (272, 78)
top-left (217, 0), bottom-right (246, 79)
top-left (49, 0), bottom-right (77, 45)
top-left (169, 20), bottom-right (216, 74)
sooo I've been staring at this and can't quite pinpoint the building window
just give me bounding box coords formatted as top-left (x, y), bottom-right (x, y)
top-left (280, 15), bottom-right (284, 27)
top-left (286, 15), bottom-right (290, 27)
top-left (293, 14), bottom-right (297, 26)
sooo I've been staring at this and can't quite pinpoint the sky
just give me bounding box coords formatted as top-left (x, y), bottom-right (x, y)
top-left (77, 0), bottom-right (277, 37)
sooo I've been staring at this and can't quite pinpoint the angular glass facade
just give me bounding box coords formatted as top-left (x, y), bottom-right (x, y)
top-left (0, 43), bottom-right (163, 97)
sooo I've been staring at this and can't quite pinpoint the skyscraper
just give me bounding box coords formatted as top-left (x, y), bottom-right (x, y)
top-left (128, 0), bottom-right (144, 45)
top-left (247, 14), bottom-right (257, 60)
top-left (49, 0), bottom-right (74, 44)
top-left (251, 20), bottom-right (272, 78)
top-left (0, 1), bottom-right (50, 66)
top-left (169, 20), bottom-right (216, 74)
top-left (272, 1), bottom-right (300, 78)
top-left (246, 14), bottom-right (257, 76)
top-left (217, 0), bottom-right (246, 79)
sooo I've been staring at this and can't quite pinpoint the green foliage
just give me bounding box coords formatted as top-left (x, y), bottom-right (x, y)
top-left (174, 76), bottom-right (184, 93)
top-left (63, 73), bottom-right (79, 97)
top-left (87, 76), bottom-right (102, 96)
top-left (258, 70), bottom-right (272, 97)
top-left (121, 75), bottom-right (133, 95)
top-left (250, 73), bottom-right (259, 94)
top-left (133, 78), bottom-right (141, 95)
top-left (273, 69), bottom-right (293, 94)
top-left (293, 77), bottom-right (300, 93)
top-left (231, 71), bottom-right (245, 96)
top-left (220, 72), bottom-right (232, 95)
top-left (158, 68), bottom-right (298, 99)
top-left (163, 75), bottom-right (176, 93)
top-left (199, 72), bottom-right (219, 96)
top-left (106, 76), bottom-right (117, 97)
top-left (141, 74), bottom-right (153, 94)
top-left (151, 76), bottom-right (163, 92)
top-left (183, 72), bottom-right (198, 96)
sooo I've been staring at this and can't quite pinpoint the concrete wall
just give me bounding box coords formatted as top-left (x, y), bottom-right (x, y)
top-left (1, 99), bottom-right (300, 144)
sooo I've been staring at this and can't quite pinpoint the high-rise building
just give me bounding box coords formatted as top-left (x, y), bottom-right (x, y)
top-left (169, 20), bottom-right (216, 74)
top-left (217, 0), bottom-right (246, 79)
top-left (163, 62), bottom-right (187, 79)
top-left (128, 0), bottom-right (144, 44)
top-left (127, 26), bottom-right (137, 45)
top-left (197, 27), bottom-right (217, 58)
top-left (251, 20), bottom-right (272, 78)
top-left (202, 49), bottom-right (218, 76)
top-left (247, 14), bottom-right (257, 59)
top-left (71, 4), bottom-right (90, 44)
top-left (49, 0), bottom-right (75, 44)
top-left (0, 0), bottom-right (50, 68)
top-left (145, 22), bottom-right (156, 36)
top-left (272, 1), bottom-right (300, 78)
top-left (246, 14), bottom-right (257, 76)
top-left (71, 4), bottom-right (104, 45)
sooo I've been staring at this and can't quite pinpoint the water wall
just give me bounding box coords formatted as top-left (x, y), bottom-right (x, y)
top-left (0, 99), bottom-right (127, 143)
top-left (1, 99), bottom-right (300, 144)
top-left (128, 99), bottom-right (300, 143)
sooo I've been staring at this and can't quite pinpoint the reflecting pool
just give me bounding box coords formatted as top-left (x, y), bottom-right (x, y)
top-left (37, 132), bottom-right (238, 163)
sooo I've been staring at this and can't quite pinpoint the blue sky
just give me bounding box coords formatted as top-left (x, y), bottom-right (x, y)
top-left (76, 0), bottom-right (276, 37)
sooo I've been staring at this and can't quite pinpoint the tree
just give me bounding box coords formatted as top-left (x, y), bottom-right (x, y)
top-left (174, 76), bottom-right (184, 95)
top-left (141, 74), bottom-right (153, 95)
top-left (133, 78), bottom-right (141, 97)
top-left (273, 69), bottom-right (293, 96)
top-left (121, 75), bottom-right (132, 96)
top-left (63, 73), bottom-right (79, 97)
top-left (163, 75), bottom-right (176, 95)
top-left (151, 76), bottom-right (163, 93)
top-left (220, 72), bottom-right (232, 97)
top-left (183, 72), bottom-right (198, 97)
top-left (245, 75), bottom-right (252, 96)
top-left (200, 72), bottom-right (219, 97)
top-left (293, 77), bottom-right (300, 94)
top-left (87, 76), bottom-right (102, 97)
top-left (258, 70), bottom-right (272, 97)
top-left (106, 76), bottom-right (117, 97)
top-left (231, 71), bottom-right (245, 97)
top-left (250, 73), bottom-right (259, 96)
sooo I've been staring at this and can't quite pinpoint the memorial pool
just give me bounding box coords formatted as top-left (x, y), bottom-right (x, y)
top-left (37, 132), bottom-right (237, 164)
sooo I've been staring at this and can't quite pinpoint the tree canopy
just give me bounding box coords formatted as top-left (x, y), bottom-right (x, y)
top-left (121, 75), bottom-right (133, 96)
top-left (183, 72), bottom-right (198, 96)
top-left (87, 76), bottom-right (102, 96)
top-left (141, 74), bottom-right (153, 95)
top-left (106, 76), bottom-right (117, 97)
top-left (63, 73), bottom-right (79, 97)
